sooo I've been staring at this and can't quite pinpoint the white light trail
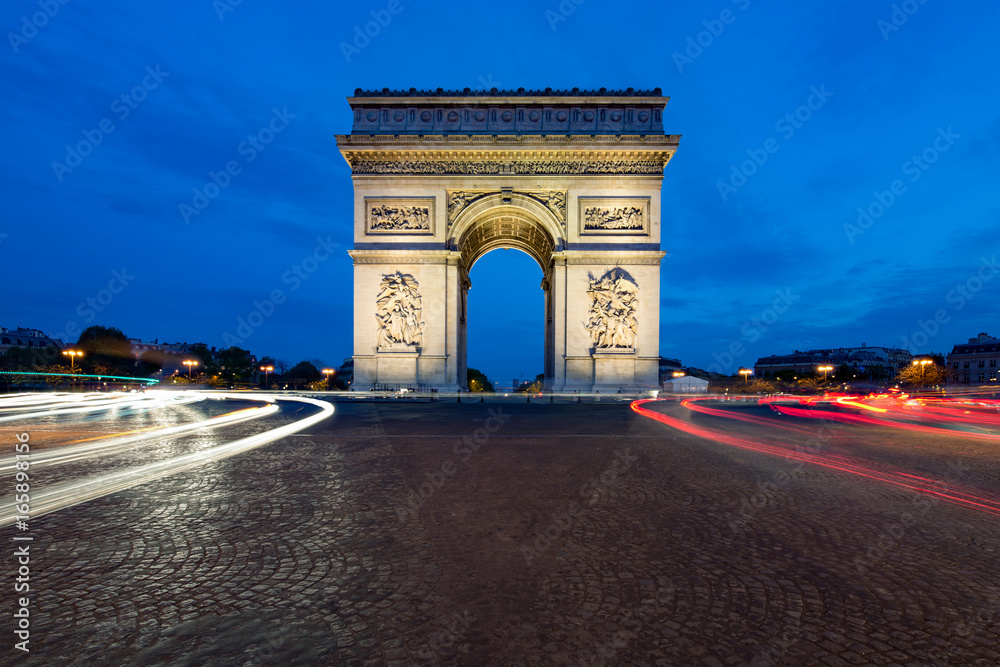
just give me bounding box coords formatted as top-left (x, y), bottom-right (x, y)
top-left (0, 391), bottom-right (203, 423)
top-left (0, 404), bottom-right (279, 473)
top-left (0, 394), bottom-right (334, 527)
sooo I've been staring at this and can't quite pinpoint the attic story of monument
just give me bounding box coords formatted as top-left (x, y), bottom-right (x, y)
top-left (337, 88), bottom-right (679, 391)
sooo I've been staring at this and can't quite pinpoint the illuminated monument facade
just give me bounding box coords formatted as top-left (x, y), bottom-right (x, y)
top-left (337, 88), bottom-right (679, 391)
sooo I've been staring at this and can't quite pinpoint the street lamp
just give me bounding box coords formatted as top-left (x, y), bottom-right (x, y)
top-left (739, 368), bottom-right (753, 384)
top-left (62, 349), bottom-right (83, 371)
top-left (672, 371), bottom-right (686, 378)
top-left (62, 350), bottom-right (83, 390)
top-left (912, 358), bottom-right (932, 382)
top-left (322, 368), bottom-right (335, 390)
top-left (260, 365), bottom-right (273, 389)
top-left (183, 359), bottom-right (198, 379)
top-left (817, 365), bottom-right (834, 382)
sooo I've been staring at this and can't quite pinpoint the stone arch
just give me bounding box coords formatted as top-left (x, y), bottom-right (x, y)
top-left (449, 192), bottom-right (564, 272)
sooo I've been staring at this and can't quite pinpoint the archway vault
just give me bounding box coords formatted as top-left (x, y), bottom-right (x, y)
top-left (449, 191), bottom-right (564, 274)
top-left (458, 209), bottom-right (555, 274)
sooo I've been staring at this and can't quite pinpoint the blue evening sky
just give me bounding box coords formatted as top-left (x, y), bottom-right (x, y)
top-left (2, 0), bottom-right (998, 384)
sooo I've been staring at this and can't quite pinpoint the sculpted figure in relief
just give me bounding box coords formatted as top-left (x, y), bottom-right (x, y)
top-left (586, 269), bottom-right (639, 349)
top-left (376, 272), bottom-right (424, 347)
top-left (370, 205), bottom-right (430, 231)
top-left (583, 206), bottom-right (644, 230)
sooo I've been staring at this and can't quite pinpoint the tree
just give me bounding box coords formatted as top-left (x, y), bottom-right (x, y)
top-left (188, 344), bottom-right (219, 375)
top-left (896, 361), bottom-right (946, 387)
top-left (76, 326), bottom-right (133, 375)
top-left (287, 361), bottom-right (321, 389)
top-left (217, 347), bottom-right (254, 383)
top-left (136, 351), bottom-right (163, 377)
top-left (467, 368), bottom-right (494, 392)
top-left (1, 345), bottom-right (57, 372)
top-left (515, 372), bottom-right (544, 393)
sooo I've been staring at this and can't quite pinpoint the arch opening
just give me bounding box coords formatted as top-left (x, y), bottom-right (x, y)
top-left (456, 208), bottom-right (557, 392)
top-left (466, 248), bottom-right (546, 392)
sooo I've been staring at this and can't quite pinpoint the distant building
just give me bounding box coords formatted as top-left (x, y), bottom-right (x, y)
top-left (657, 356), bottom-right (684, 384)
top-left (0, 327), bottom-right (64, 354)
top-left (338, 357), bottom-right (354, 388)
top-left (755, 343), bottom-right (911, 379)
top-left (946, 333), bottom-right (1000, 384)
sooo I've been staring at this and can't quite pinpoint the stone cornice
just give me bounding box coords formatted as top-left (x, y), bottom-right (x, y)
top-left (348, 249), bottom-right (462, 265)
top-left (336, 134), bottom-right (680, 148)
top-left (552, 250), bottom-right (667, 266)
top-left (346, 160), bottom-right (669, 176)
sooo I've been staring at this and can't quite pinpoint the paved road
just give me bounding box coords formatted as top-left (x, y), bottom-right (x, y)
top-left (4, 399), bottom-right (1000, 665)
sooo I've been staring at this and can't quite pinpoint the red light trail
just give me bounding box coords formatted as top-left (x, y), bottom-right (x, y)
top-left (632, 396), bottom-right (1000, 518)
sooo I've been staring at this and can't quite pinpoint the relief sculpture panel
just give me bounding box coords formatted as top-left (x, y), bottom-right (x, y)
top-left (578, 197), bottom-right (650, 235)
top-left (585, 268), bottom-right (639, 349)
top-left (376, 272), bottom-right (424, 348)
top-left (365, 198), bottom-right (435, 235)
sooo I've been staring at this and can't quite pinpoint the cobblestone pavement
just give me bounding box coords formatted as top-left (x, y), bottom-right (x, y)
top-left (4, 399), bottom-right (1000, 665)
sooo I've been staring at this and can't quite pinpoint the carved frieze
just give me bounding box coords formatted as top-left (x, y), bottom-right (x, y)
top-left (350, 160), bottom-right (666, 176)
top-left (585, 268), bottom-right (639, 350)
top-left (578, 197), bottom-right (650, 235)
top-left (376, 272), bottom-right (424, 348)
top-left (365, 198), bottom-right (435, 235)
top-left (447, 189), bottom-right (567, 233)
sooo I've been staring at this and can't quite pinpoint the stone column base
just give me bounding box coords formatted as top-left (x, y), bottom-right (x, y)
top-left (375, 345), bottom-right (420, 386)
top-left (592, 347), bottom-right (637, 390)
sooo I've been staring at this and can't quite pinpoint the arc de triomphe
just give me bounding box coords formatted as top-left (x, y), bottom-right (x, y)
top-left (336, 88), bottom-right (679, 391)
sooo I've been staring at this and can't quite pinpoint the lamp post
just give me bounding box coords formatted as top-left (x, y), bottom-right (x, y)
top-left (739, 368), bottom-right (752, 384)
top-left (817, 365), bottom-right (834, 382)
top-left (183, 359), bottom-right (198, 379)
top-left (322, 368), bottom-right (334, 390)
top-left (62, 349), bottom-right (83, 371)
top-left (912, 358), bottom-right (932, 383)
top-left (260, 365), bottom-right (273, 390)
top-left (62, 350), bottom-right (83, 390)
